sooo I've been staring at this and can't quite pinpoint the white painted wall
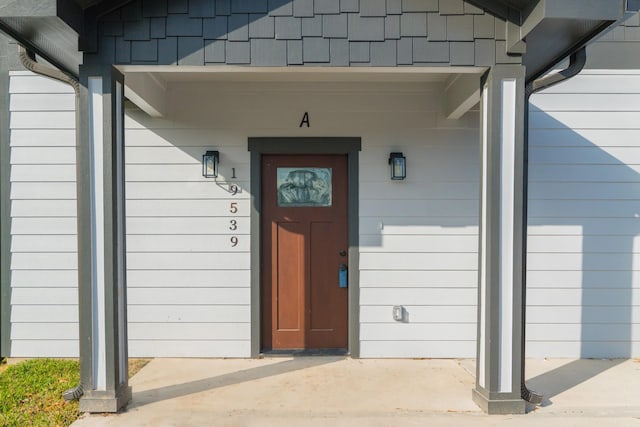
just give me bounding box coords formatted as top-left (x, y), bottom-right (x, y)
top-left (527, 70), bottom-right (640, 358)
top-left (358, 122), bottom-right (479, 358)
top-left (13, 69), bottom-right (639, 359)
top-left (127, 78), bottom-right (480, 357)
top-left (13, 72), bottom-right (475, 358)
top-left (8, 71), bottom-right (79, 357)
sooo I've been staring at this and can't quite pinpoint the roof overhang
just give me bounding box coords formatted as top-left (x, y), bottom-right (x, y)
top-left (518, 0), bottom-right (639, 81)
top-left (464, 0), bottom-right (639, 81)
top-left (0, 0), bottom-right (638, 83)
top-left (0, 0), bottom-right (128, 76)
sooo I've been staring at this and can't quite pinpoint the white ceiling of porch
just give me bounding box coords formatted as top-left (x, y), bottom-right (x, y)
top-left (119, 66), bottom-right (486, 119)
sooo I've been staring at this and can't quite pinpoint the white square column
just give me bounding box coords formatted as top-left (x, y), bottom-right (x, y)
top-left (473, 64), bottom-right (527, 414)
top-left (77, 64), bottom-right (130, 413)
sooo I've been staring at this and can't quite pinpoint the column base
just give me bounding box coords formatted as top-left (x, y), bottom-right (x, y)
top-left (79, 385), bottom-right (132, 413)
top-left (472, 388), bottom-right (526, 415)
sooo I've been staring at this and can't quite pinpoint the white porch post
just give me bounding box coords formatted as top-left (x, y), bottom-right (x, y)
top-left (473, 64), bottom-right (527, 414)
top-left (77, 64), bottom-right (130, 412)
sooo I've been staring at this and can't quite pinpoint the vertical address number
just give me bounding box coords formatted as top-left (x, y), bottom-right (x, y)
top-left (230, 184), bottom-right (239, 248)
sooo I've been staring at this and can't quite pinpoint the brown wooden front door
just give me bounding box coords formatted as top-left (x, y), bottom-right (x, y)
top-left (261, 154), bottom-right (349, 350)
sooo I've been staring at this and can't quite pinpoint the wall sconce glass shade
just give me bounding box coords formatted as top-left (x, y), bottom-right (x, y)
top-left (389, 152), bottom-right (406, 180)
top-left (203, 150), bottom-right (219, 178)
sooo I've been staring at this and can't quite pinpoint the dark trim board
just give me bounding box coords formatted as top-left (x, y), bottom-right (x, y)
top-left (248, 137), bottom-right (361, 358)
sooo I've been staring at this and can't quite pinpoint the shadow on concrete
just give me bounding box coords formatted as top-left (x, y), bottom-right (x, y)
top-left (128, 356), bottom-right (343, 409)
top-left (525, 359), bottom-right (626, 409)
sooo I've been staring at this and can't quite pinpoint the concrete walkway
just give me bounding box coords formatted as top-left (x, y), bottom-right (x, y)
top-left (71, 357), bottom-right (640, 426)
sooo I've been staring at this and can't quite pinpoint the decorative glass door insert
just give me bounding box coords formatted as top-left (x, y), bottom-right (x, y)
top-left (276, 168), bottom-right (332, 207)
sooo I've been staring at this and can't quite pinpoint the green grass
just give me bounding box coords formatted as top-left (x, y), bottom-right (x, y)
top-left (0, 359), bottom-right (80, 427)
top-left (0, 358), bottom-right (150, 427)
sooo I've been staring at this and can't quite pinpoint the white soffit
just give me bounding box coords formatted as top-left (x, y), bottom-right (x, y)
top-left (119, 66), bottom-right (487, 117)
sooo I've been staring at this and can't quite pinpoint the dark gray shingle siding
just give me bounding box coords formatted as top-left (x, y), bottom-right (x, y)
top-left (91, 0), bottom-right (518, 67)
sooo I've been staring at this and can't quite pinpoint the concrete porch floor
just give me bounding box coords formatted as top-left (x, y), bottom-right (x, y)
top-left (71, 357), bottom-right (640, 426)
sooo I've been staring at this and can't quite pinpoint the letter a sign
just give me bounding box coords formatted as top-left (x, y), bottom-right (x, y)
top-left (300, 112), bottom-right (310, 128)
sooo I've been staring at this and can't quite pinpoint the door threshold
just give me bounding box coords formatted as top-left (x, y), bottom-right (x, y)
top-left (261, 348), bottom-right (349, 357)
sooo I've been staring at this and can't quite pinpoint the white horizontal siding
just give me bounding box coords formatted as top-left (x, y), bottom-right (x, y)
top-left (531, 128), bottom-right (640, 148)
top-left (10, 129), bottom-right (76, 147)
top-left (10, 341), bottom-right (78, 358)
top-left (127, 234), bottom-right (250, 252)
top-left (128, 340), bottom-right (250, 358)
top-left (360, 217), bottom-right (478, 235)
top-left (8, 72), bottom-right (78, 358)
top-left (9, 72), bottom-right (75, 93)
top-left (360, 199), bottom-right (478, 217)
top-left (360, 306), bottom-right (477, 323)
top-left (127, 269), bottom-right (249, 287)
top-left (360, 235), bottom-right (478, 253)
top-left (128, 288), bottom-right (249, 305)
top-left (125, 101), bottom-right (252, 356)
top-left (128, 323), bottom-right (249, 340)
top-left (126, 181), bottom-right (249, 199)
top-left (127, 252), bottom-right (250, 270)
top-left (359, 119), bottom-right (479, 357)
top-left (360, 341), bottom-right (475, 358)
top-left (359, 270), bottom-right (477, 287)
top-left (127, 163), bottom-right (250, 182)
top-left (11, 270), bottom-right (78, 287)
top-left (10, 147), bottom-right (76, 164)
top-left (11, 253), bottom-right (77, 270)
top-left (526, 342), bottom-right (640, 359)
top-left (12, 287), bottom-right (77, 305)
top-left (360, 253), bottom-right (477, 271)
top-left (127, 217), bottom-right (250, 235)
top-left (527, 71), bottom-right (640, 358)
top-left (527, 288), bottom-right (640, 306)
top-left (529, 164), bottom-right (640, 182)
top-left (12, 70), bottom-right (639, 360)
top-left (127, 305), bottom-right (249, 323)
top-left (10, 111), bottom-right (76, 129)
top-left (10, 182), bottom-right (76, 199)
top-left (11, 305), bottom-right (78, 322)
top-left (11, 200), bottom-right (78, 217)
top-left (528, 270), bottom-right (640, 288)
top-left (10, 93), bottom-right (76, 111)
top-left (527, 253), bottom-right (640, 271)
top-left (360, 288), bottom-right (477, 306)
top-left (10, 164), bottom-right (77, 181)
top-left (126, 199), bottom-right (251, 217)
top-left (11, 323), bottom-right (77, 339)
top-left (11, 218), bottom-right (77, 234)
top-left (527, 220), bottom-right (639, 236)
top-left (527, 306), bottom-right (640, 324)
top-left (124, 80), bottom-right (477, 358)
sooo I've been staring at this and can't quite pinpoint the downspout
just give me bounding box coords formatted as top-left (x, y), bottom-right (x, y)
top-left (521, 47), bottom-right (587, 404)
top-left (17, 46), bottom-right (84, 402)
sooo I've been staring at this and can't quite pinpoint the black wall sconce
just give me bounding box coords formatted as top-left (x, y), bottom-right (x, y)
top-left (389, 152), bottom-right (406, 180)
top-left (202, 150), bottom-right (219, 178)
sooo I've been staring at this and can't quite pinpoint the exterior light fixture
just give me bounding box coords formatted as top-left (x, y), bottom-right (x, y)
top-left (202, 150), bottom-right (219, 178)
top-left (388, 152), bottom-right (406, 180)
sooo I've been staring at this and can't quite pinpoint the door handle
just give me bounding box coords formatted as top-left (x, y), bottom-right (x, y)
top-left (339, 250), bottom-right (347, 257)
top-left (339, 264), bottom-right (348, 288)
